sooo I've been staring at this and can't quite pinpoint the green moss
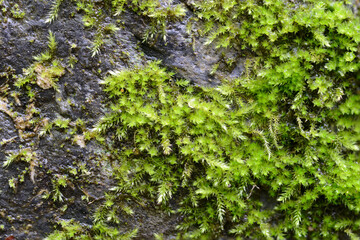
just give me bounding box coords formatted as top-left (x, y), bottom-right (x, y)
top-left (0, 1), bottom-right (25, 19)
top-left (45, 0), bottom-right (63, 23)
top-left (44, 219), bottom-right (138, 240)
top-left (93, 51), bottom-right (359, 238)
top-left (11, 3), bottom-right (25, 19)
top-left (96, 10), bottom-right (360, 232)
top-left (15, 31), bottom-right (65, 91)
top-left (37, 0), bottom-right (360, 239)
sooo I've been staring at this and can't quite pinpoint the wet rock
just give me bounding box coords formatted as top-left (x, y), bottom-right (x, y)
top-left (125, 11), bottom-right (244, 86)
top-left (0, 114), bottom-right (17, 142)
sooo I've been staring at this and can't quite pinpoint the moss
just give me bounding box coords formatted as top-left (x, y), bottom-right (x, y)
top-left (0, 1), bottom-right (25, 19)
top-left (4, 0), bottom-right (357, 239)
top-left (15, 31), bottom-right (65, 91)
top-left (90, 0), bottom-right (360, 238)
top-left (11, 3), bottom-right (25, 19)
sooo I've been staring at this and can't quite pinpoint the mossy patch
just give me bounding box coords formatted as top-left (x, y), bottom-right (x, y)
top-left (2, 0), bottom-right (359, 239)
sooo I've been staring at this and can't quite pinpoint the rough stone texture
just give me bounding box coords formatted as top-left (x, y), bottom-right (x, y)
top-left (125, 10), bottom-right (244, 86)
top-left (0, 0), bottom-right (244, 239)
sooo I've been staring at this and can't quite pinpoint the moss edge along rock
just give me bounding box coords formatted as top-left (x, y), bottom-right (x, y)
top-left (0, 0), bottom-right (360, 239)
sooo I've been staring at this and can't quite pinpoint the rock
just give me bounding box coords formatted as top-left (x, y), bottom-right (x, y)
top-left (125, 10), bottom-right (244, 86)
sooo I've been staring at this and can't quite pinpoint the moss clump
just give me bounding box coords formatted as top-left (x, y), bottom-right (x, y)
top-left (96, 56), bottom-right (359, 239)
top-left (15, 31), bottom-right (65, 91)
top-left (44, 0), bottom-right (360, 239)
top-left (45, 219), bottom-right (138, 240)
